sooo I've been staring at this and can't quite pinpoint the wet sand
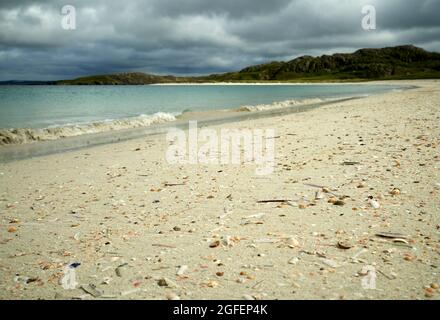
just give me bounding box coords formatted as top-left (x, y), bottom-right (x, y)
top-left (0, 80), bottom-right (439, 300)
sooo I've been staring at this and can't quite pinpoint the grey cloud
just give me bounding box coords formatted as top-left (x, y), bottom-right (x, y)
top-left (148, 0), bottom-right (292, 18)
top-left (0, 0), bottom-right (439, 80)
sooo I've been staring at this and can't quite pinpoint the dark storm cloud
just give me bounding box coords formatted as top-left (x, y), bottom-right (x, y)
top-left (149, 0), bottom-right (292, 18)
top-left (0, 0), bottom-right (439, 80)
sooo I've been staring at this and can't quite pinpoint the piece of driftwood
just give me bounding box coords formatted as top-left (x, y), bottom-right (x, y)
top-left (257, 199), bottom-right (292, 203)
top-left (341, 161), bottom-right (360, 165)
top-left (163, 183), bottom-right (186, 187)
top-left (375, 232), bottom-right (408, 239)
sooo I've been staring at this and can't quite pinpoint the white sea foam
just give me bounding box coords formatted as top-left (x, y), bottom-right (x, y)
top-left (237, 97), bottom-right (328, 112)
top-left (0, 112), bottom-right (177, 145)
top-left (0, 97), bottom-right (348, 146)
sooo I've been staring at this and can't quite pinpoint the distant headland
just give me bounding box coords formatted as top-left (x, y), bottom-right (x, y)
top-left (2, 45), bottom-right (440, 85)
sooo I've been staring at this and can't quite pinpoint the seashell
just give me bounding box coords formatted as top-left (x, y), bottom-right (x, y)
top-left (243, 294), bottom-right (255, 300)
top-left (403, 253), bottom-right (414, 261)
top-left (288, 257), bottom-right (299, 265)
top-left (166, 292), bottom-right (180, 300)
top-left (389, 188), bottom-right (401, 196)
top-left (222, 235), bottom-right (233, 247)
top-left (368, 199), bottom-right (380, 209)
top-left (298, 203), bottom-right (308, 209)
top-left (205, 280), bottom-right (219, 288)
top-left (337, 241), bottom-right (352, 249)
top-left (315, 190), bottom-right (325, 200)
top-left (285, 237), bottom-right (300, 247)
top-left (115, 263), bottom-right (128, 277)
top-left (176, 265), bottom-right (188, 276)
top-left (328, 197), bottom-right (338, 204)
top-left (209, 240), bottom-right (221, 248)
top-left (392, 238), bottom-right (409, 245)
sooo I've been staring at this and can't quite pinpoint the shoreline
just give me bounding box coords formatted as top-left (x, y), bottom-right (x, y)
top-left (0, 97), bottom-right (360, 162)
top-left (0, 81), bottom-right (417, 161)
top-left (150, 81), bottom-right (418, 86)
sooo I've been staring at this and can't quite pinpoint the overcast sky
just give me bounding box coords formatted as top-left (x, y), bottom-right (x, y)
top-left (1, 0), bottom-right (440, 80)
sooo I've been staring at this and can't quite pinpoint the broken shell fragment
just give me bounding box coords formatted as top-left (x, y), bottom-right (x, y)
top-left (285, 237), bottom-right (300, 247)
top-left (166, 292), bottom-right (180, 300)
top-left (176, 265), bottom-right (188, 276)
top-left (368, 199), bottom-right (380, 209)
top-left (392, 238), bottom-right (409, 245)
top-left (337, 241), bottom-right (353, 250)
top-left (315, 190), bottom-right (325, 200)
top-left (298, 203), bottom-right (308, 209)
top-left (389, 188), bottom-right (401, 196)
top-left (209, 240), bottom-right (221, 248)
top-left (221, 235), bottom-right (233, 247)
top-left (288, 257), bottom-right (299, 265)
top-left (205, 280), bottom-right (219, 288)
top-left (115, 263), bottom-right (128, 277)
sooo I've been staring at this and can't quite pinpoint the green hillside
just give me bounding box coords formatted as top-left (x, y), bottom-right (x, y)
top-left (57, 45), bottom-right (440, 85)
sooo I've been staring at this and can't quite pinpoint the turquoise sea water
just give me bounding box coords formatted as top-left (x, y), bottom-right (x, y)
top-left (0, 84), bottom-right (404, 129)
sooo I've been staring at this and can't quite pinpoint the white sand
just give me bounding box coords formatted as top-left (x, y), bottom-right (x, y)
top-left (0, 80), bottom-right (439, 300)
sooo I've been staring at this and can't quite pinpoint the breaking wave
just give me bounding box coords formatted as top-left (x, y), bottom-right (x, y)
top-left (0, 112), bottom-right (177, 146)
top-left (0, 97), bottom-right (341, 146)
top-left (236, 97), bottom-right (327, 112)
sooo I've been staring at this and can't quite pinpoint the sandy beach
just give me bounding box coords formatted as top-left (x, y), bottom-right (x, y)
top-left (0, 80), bottom-right (439, 300)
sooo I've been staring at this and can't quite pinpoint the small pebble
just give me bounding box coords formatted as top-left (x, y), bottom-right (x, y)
top-left (157, 277), bottom-right (176, 288)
